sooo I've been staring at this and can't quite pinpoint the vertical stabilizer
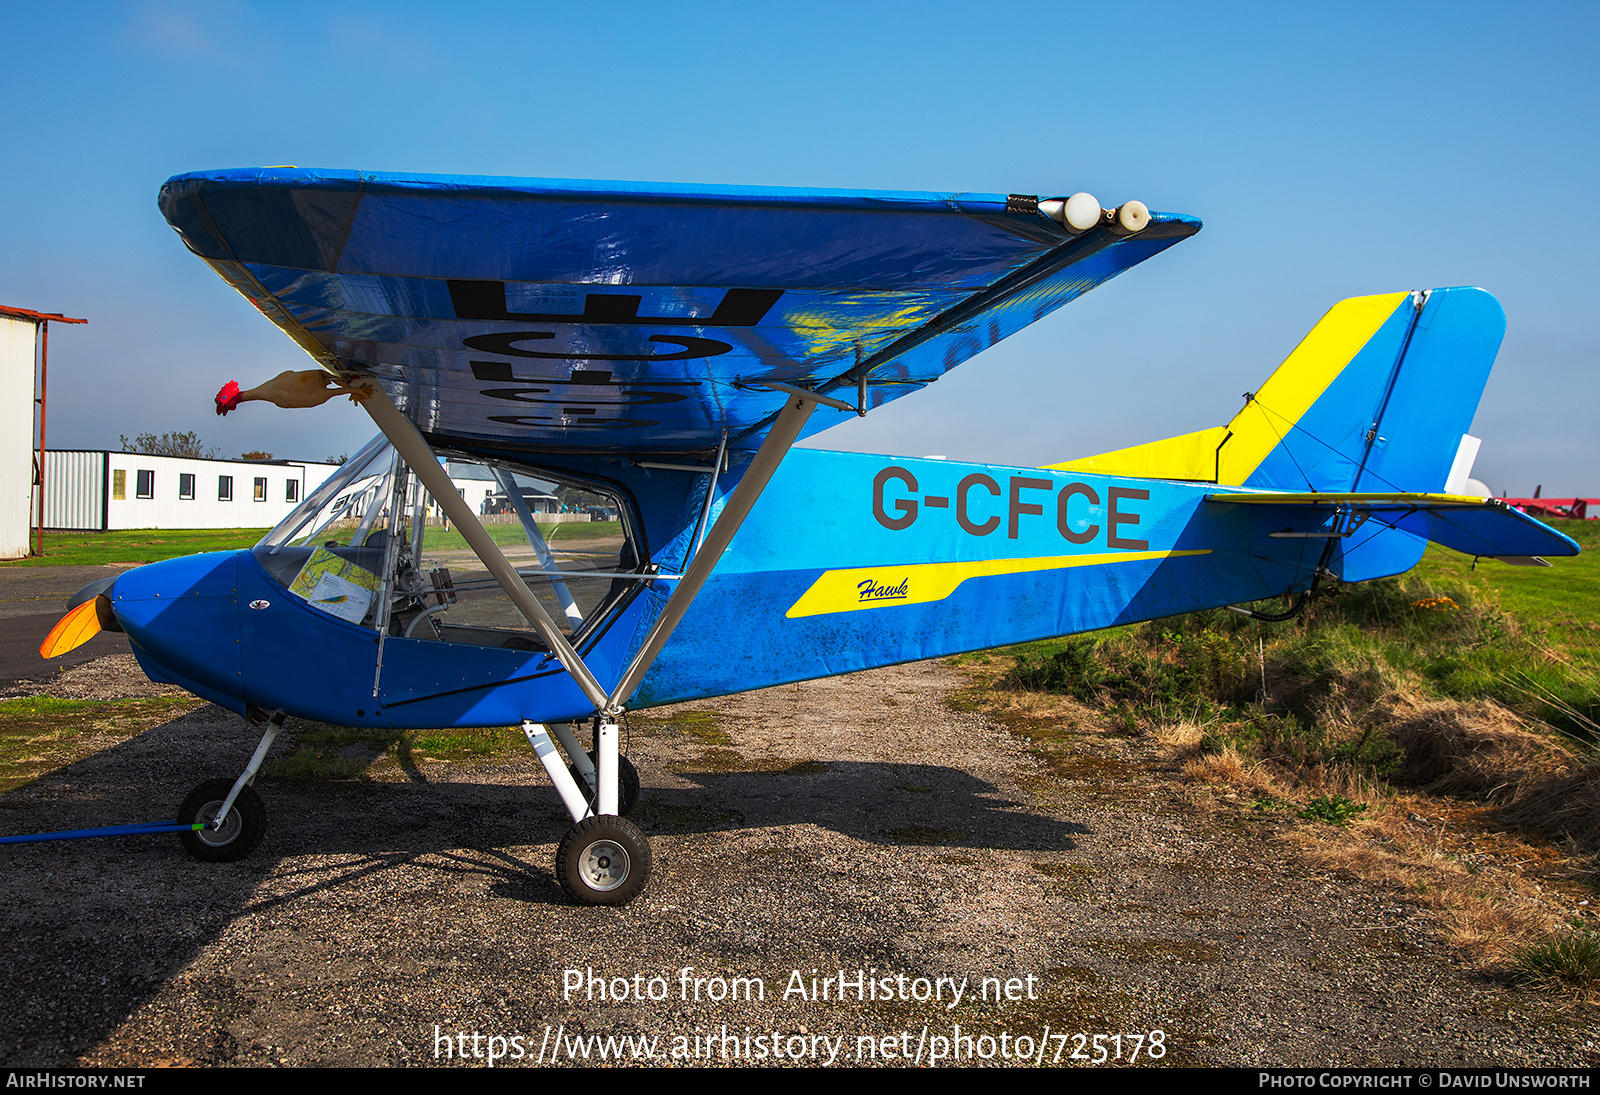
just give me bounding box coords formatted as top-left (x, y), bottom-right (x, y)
top-left (1049, 287), bottom-right (1507, 497)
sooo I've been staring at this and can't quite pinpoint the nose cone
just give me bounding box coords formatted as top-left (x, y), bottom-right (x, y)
top-left (65, 576), bottom-right (123, 632)
top-left (112, 551), bottom-right (244, 708)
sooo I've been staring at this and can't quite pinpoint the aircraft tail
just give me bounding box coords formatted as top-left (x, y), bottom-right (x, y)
top-left (1049, 287), bottom-right (1503, 496)
top-left (1048, 287), bottom-right (1580, 576)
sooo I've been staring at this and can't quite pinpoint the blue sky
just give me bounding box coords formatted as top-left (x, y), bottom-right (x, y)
top-left (2, 1), bottom-right (1595, 492)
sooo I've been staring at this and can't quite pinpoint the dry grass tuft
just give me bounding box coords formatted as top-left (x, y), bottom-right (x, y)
top-left (1387, 698), bottom-right (1600, 854)
top-left (1181, 747), bottom-right (1244, 784)
top-left (1287, 799), bottom-right (1566, 961)
top-left (1499, 759), bottom-right (1600, 854)
top-left (1391, 700), bottom-right (1575, 798)
top-left (1151, 718), bottom-right (1205, 750)
top-left (1155, 703), bottom-right (1585, 964)
top-left (963, 637), bottom-right (1600, 977)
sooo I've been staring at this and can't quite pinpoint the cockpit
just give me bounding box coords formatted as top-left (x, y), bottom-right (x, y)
top-left (251, 435), bottom-right (643, 654)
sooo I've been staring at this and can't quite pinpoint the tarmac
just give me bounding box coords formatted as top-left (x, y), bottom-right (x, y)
top-left (0, 564), bottom-right (133, 689)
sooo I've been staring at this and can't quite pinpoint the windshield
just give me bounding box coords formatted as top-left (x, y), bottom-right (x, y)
top-left (253, 436), bottom-right (640, 650)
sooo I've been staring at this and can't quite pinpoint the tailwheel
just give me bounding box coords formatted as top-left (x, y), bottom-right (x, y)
top-left (176, 778), bottom-right (266, 863)
top-left (569, 752), bottom-right (641, 816)
top-left (555, 815), bottom-right (651, 906)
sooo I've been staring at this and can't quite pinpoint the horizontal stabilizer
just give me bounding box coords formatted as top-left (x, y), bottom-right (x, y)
top-left (1205, 492), bottom-right (1580, 562)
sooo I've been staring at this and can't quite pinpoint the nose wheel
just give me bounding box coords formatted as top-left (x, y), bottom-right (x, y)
top-left (556, 815), bottom-right (651, 906)
top-left (176, 778), bottom-right (267, 862)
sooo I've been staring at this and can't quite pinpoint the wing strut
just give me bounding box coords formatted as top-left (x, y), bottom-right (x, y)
top-left (359, 387), bottom-right (611, 710)
top-left (362, 384), bottom-right (825, 716)
top-left (603, 389), bottom-right (823, 712)
top-left (492, 467), bottom-right (584, 628)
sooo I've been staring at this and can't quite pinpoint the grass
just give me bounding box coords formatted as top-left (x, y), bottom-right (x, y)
top-left (0, 519), bottom-right (623, 569)
top-left (1512, 929), bottom-right (1600, 994)
top-left (966, 535), bottom-right (1600, 983)
top-left (0, 686), bottom-right (527, 794)
top-left (1, 529), bottom-right (271, 567)
top-left (1413, 517), bottom-right (1600, 674)
top-left (419, 520), bottom-right (622, 553)
top-left (1000, 569), bottom-right (1600, 753)
top-left (263, 721), bottom-right (527, 781)
top-left (0, 694), bottom-right (203, 793)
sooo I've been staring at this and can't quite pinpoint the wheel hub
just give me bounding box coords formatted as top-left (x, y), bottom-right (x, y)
top-left (580, 838), bottom-right (630, 891)
top-left (195, 802), bottom-right (241, 847)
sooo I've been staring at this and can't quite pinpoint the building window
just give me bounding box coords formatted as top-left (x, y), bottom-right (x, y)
top-left (253, 477), bottom-right (267, 502)
top-left (218, 476), bottom-right (233, 501)
top-left (179, 473), bottom-right (195, 500)
top-left (286, 480), bottom-right (299, 503)
top-left (112, 469), bottom-right (126, 501)
top-left (136, 470), bottom-right (154, 499)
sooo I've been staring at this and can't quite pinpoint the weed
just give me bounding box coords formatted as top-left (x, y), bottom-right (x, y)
top-left (1251, 796), bottom-right (1292, 813)
top-left (1297, 794), bottom-right (1368, 826)
top-left (1510, 930), bottom-right (1600, 994)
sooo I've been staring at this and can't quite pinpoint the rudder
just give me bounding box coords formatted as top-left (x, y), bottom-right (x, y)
top-left (1050, 287), bottom-right (1506, 496)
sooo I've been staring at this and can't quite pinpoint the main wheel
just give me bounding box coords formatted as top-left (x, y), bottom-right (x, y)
top-left (568, 752), bottom-right (641, 816)
top-left (555, 815), bottom-right (651, 906)
top-left (176, 778), bottom-right (266, 863)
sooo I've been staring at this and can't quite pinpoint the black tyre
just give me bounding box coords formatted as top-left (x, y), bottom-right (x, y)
top-left (568, 752), bottom-right (640, 816)
top-left (176, 778), bottom-right (266, 863)
top-left (555, 815), bottom-right (651, 906)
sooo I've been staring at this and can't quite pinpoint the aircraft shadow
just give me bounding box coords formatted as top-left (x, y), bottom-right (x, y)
top-left (0, 704), bottom-right (1088, 1064)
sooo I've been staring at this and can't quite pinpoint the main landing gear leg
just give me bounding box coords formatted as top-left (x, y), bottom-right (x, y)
top-left (551, 720), bottom-right (640, 816)
top-left (523, 720), bottom-right (650, 906)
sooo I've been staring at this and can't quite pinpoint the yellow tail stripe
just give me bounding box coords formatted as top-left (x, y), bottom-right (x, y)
top-left (785, 550), bottom-right (1212, 619)
top-left (39, 599), bottom-right (105, 659)
top-left (1041, 291), bottom-right (1410, 484)
top-left (1214, 291), bottom-right (1409, 485)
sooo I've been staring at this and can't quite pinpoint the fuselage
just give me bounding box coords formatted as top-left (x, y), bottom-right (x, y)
top-left (107, 447), bottom-right (1414, 728)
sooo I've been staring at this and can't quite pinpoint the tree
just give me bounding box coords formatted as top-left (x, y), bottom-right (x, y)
top-left (326, 453), bottom-right (348, 465)
top-left (239, 450), bottom-right (275, 461)
top-left (554, 484), bottom-right (609, 509)
top-left (119, 431), bottom-right (218, 459)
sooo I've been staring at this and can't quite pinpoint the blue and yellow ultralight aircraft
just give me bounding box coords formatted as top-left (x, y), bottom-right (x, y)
top-left (39, 170), bottom-right (1578, 904)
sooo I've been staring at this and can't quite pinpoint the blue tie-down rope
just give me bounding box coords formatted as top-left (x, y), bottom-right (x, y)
top-left (0, 820), bottom-right (202, 845)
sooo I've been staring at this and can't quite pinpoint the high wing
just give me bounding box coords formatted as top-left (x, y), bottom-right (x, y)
top-left (159, 169), bottom-right (1199, 453)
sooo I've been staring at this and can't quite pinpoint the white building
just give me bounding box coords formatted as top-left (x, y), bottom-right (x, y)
top-left (2, 305), bottom-right (87, 559)
top-left (444, 461), bottom-right (559, 516)
top-left (43, 451), bottom-right (342, 531)
top-left (0, 315), bottom-right (37, 557)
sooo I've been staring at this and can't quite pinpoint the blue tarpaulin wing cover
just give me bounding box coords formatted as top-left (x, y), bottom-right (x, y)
top-left (160, 168), bottom-right (1199, 453)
